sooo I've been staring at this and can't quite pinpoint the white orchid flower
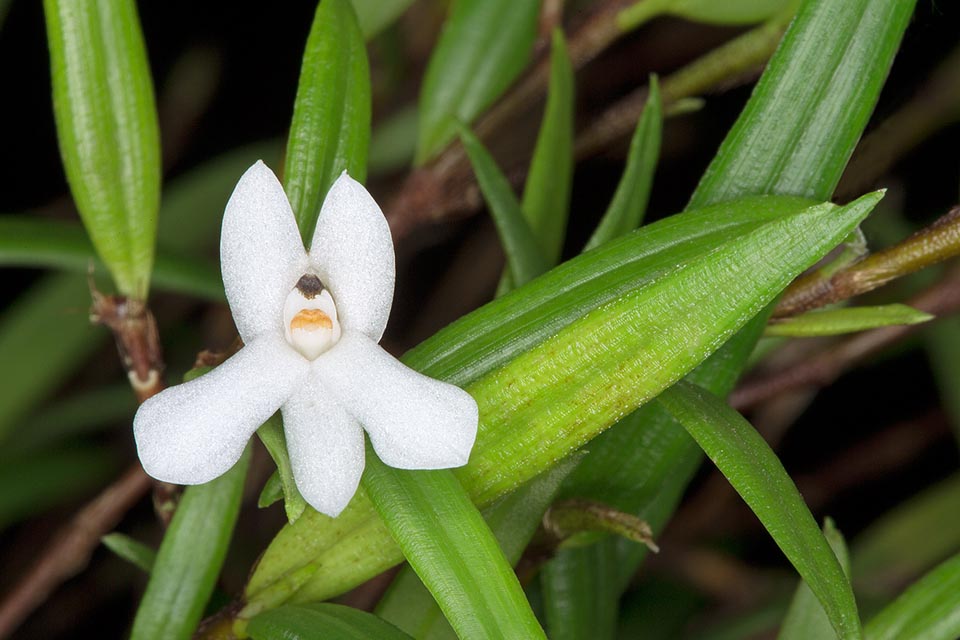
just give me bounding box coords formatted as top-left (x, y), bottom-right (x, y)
top-left (133, 161), bottom-right (478, 517)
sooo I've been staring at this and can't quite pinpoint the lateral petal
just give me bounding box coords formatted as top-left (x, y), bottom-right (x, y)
top-left (134, 334), bottom-right (308, 484)
top-left (314, 332), bottom-right (478, 470)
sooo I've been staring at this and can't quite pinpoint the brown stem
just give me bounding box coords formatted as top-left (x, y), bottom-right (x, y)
top-left (732, 267), bottom-right (960, 411)
top-left (0, 465), bottom-right (152, 638)
top-left (775, 204), bottom-right (960, 317)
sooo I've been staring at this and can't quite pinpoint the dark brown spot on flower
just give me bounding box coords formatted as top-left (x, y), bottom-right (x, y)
top-left (296, 274), bottom-right (325, 299)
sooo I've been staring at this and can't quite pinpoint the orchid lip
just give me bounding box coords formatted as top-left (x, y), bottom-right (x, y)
top-left (283, 274), bottom-right (341, 359)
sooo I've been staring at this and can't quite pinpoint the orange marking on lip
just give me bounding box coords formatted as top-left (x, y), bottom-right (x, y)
top-left (290, 308), bottom-right (333, 331)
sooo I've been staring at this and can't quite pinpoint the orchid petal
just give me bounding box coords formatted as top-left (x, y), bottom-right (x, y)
top-left (309, 173), bottom-right (395, 341)
top-left (134, 335), bottom-right (308, 484)
top-left (281, 372), bottom-right (365, 517)
top-left (221, 161), bottom-right (308, 342)
top-left (315, 332), bottom-right (478, 469)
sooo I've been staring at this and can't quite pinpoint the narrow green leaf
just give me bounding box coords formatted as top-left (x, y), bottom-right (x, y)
top-left (0, 274), bottom-right (100, 443)
top-left (350, 0), bottom-right (413, 39)
top-left (584, 75), bottom-right (663, 251)
top-left (521, 29), bottom-right (575, 265)
top-left (542, 542), bottom-right (620, 640)
top-left (256, 417), bottom-right (307, 524)
top-left (101, 533), bottom-right (156, 574)
top-left (249, 603), bottom-right (413, 640)
top-left (130, 448), bottom-right (250, 640)
top-left (44, 0), bottom-right (160, 298)
top-left (0, 216), bottom-right (224, 301)
top-left (376, 459), bottom-right (580, 640)
top-left (0, 447), bottom-right (115, 530)
top-left (246, 193), bottom-right (879, 608)
top-left (416, 0), bottom-right (540, 163)
top-left (765, 304), bottom-right (932, 337)
top-left (284, 0), bottom-right (371, 241)
top-left (460, 126), bottom-right (550, 286)
top-left (778, 518), bottom-right (850, 640)
top-left (258, 472), bottom-right (283, 509)
top-left (363, 456), bottom-right (546, 640)
top-left (618, 0), bottom-right (793, 31)
top-left (2, 385), bottom-right (134, 457)
top-left (368, 105), bottom-right (418, 176)
top-left (658, 382), bottom-right (861, 640)
top-left (925, 315), bottom-right (960, 444)
top-left (864, 552), bottom-right (960, 640)
top-left (852, 473), bottom-right (960, 596)
top-left (688, 0), bottom-right (918, 207)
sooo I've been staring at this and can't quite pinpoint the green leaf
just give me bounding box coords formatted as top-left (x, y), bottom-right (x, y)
top-left (852, 473), bottom-right (960, 597)
top-left (284, 0), bottom-right (371, 241)
top-left (0, 446), bottom-right (115, 530)
top-left (542, 543), bottom-right (620, 640)
top-left (0, 216), bottom-right (224, 301)
top-left (864, 552), bottom-right (960, 640)
top-left (101, 533), bottom-right (156, 574)
top-left (245, 193), bottom-right (879, 609)
top-left (350, 0), bottom-right (413, 39)
top-left (376, 459), bottom-right (580, 640)
top-left (130, 448), bottom-right (250, 640)
top-left (415, 0), bottom-right (540, 164)
top-left (44, 0), bottom-right (160, 298)
top-left (658, 382), bottom-right (861, 640)
top-left (460, 126), bottom-right (550, 287)
top-left (688, 0), bottom-right (917, 208)
top-left (249, 603), bottom-right (413, 640)
top-left (765, 304), bottom-right (932, 337)
top-left (543, 0), bottom-right (917, 631)
top-left (618, 0), bottom-right (794, 31)
top-left (363, 456), bottom-right (546, 640)
top-left (0, 274), bottom-right (100, 443)
top-left (256, 416), bottom-right (307, 524)
top-left (778, 518), bottom-right (850, 640)
top-left (521, 29), bottom-right (575, 265)
top-left (584, 75), bottom-right (663, 251)
top-left (925, 315), bottom-right (960, 443)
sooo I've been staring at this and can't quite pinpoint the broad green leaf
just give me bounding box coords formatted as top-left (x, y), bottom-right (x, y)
top-left (245, 193), bottom-right (879, 609)
top-left (864, 552), bottom-right (960, 640)
top-left (376, 459), bottom-right (580, 640)
top-left (350, 0), bottom-right (413, 39)
top-left (0, 216), bottom-right (223, 301)
top-left (778, 518), bottom-right (850, 640)
top-left (544, 0), bottom-right (917, 631)
top-left (688, 0), bottom-right (917, 207)
top-left (249, 603), bottom-right (413, 640)
top-left (521, 29), bottom-right (575, 265)
top-left (130, 448), bottom-right (250, 640)
top-left (584, 75), bottom-right (663, 251)
top-left (0, 274), bottom-right (100, 442)
top-left (101, 533), bottom-right (156, 573)
top-left (285, 0), bottom-right (371, 241)
top-left (363, 456), bottom-right (546, 640)
top-left (852, 473), bottom-right (960, 596)
top-left (256, 417), bottom-right (307, 524)
top-left (44, 0), bottom-right (160, 298)
top-left (765, 304), bottom-right (932, 337)
top-left (415, 0), bottom-right (540, 163)
top-left (460, 127), bottom-right (550, 286)
top-left (618, 0), bottom-right (793, 31)
top-left (0, 446), bottom-right (115, 530)
top-left (658, 382), bottom-right (861, 640)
